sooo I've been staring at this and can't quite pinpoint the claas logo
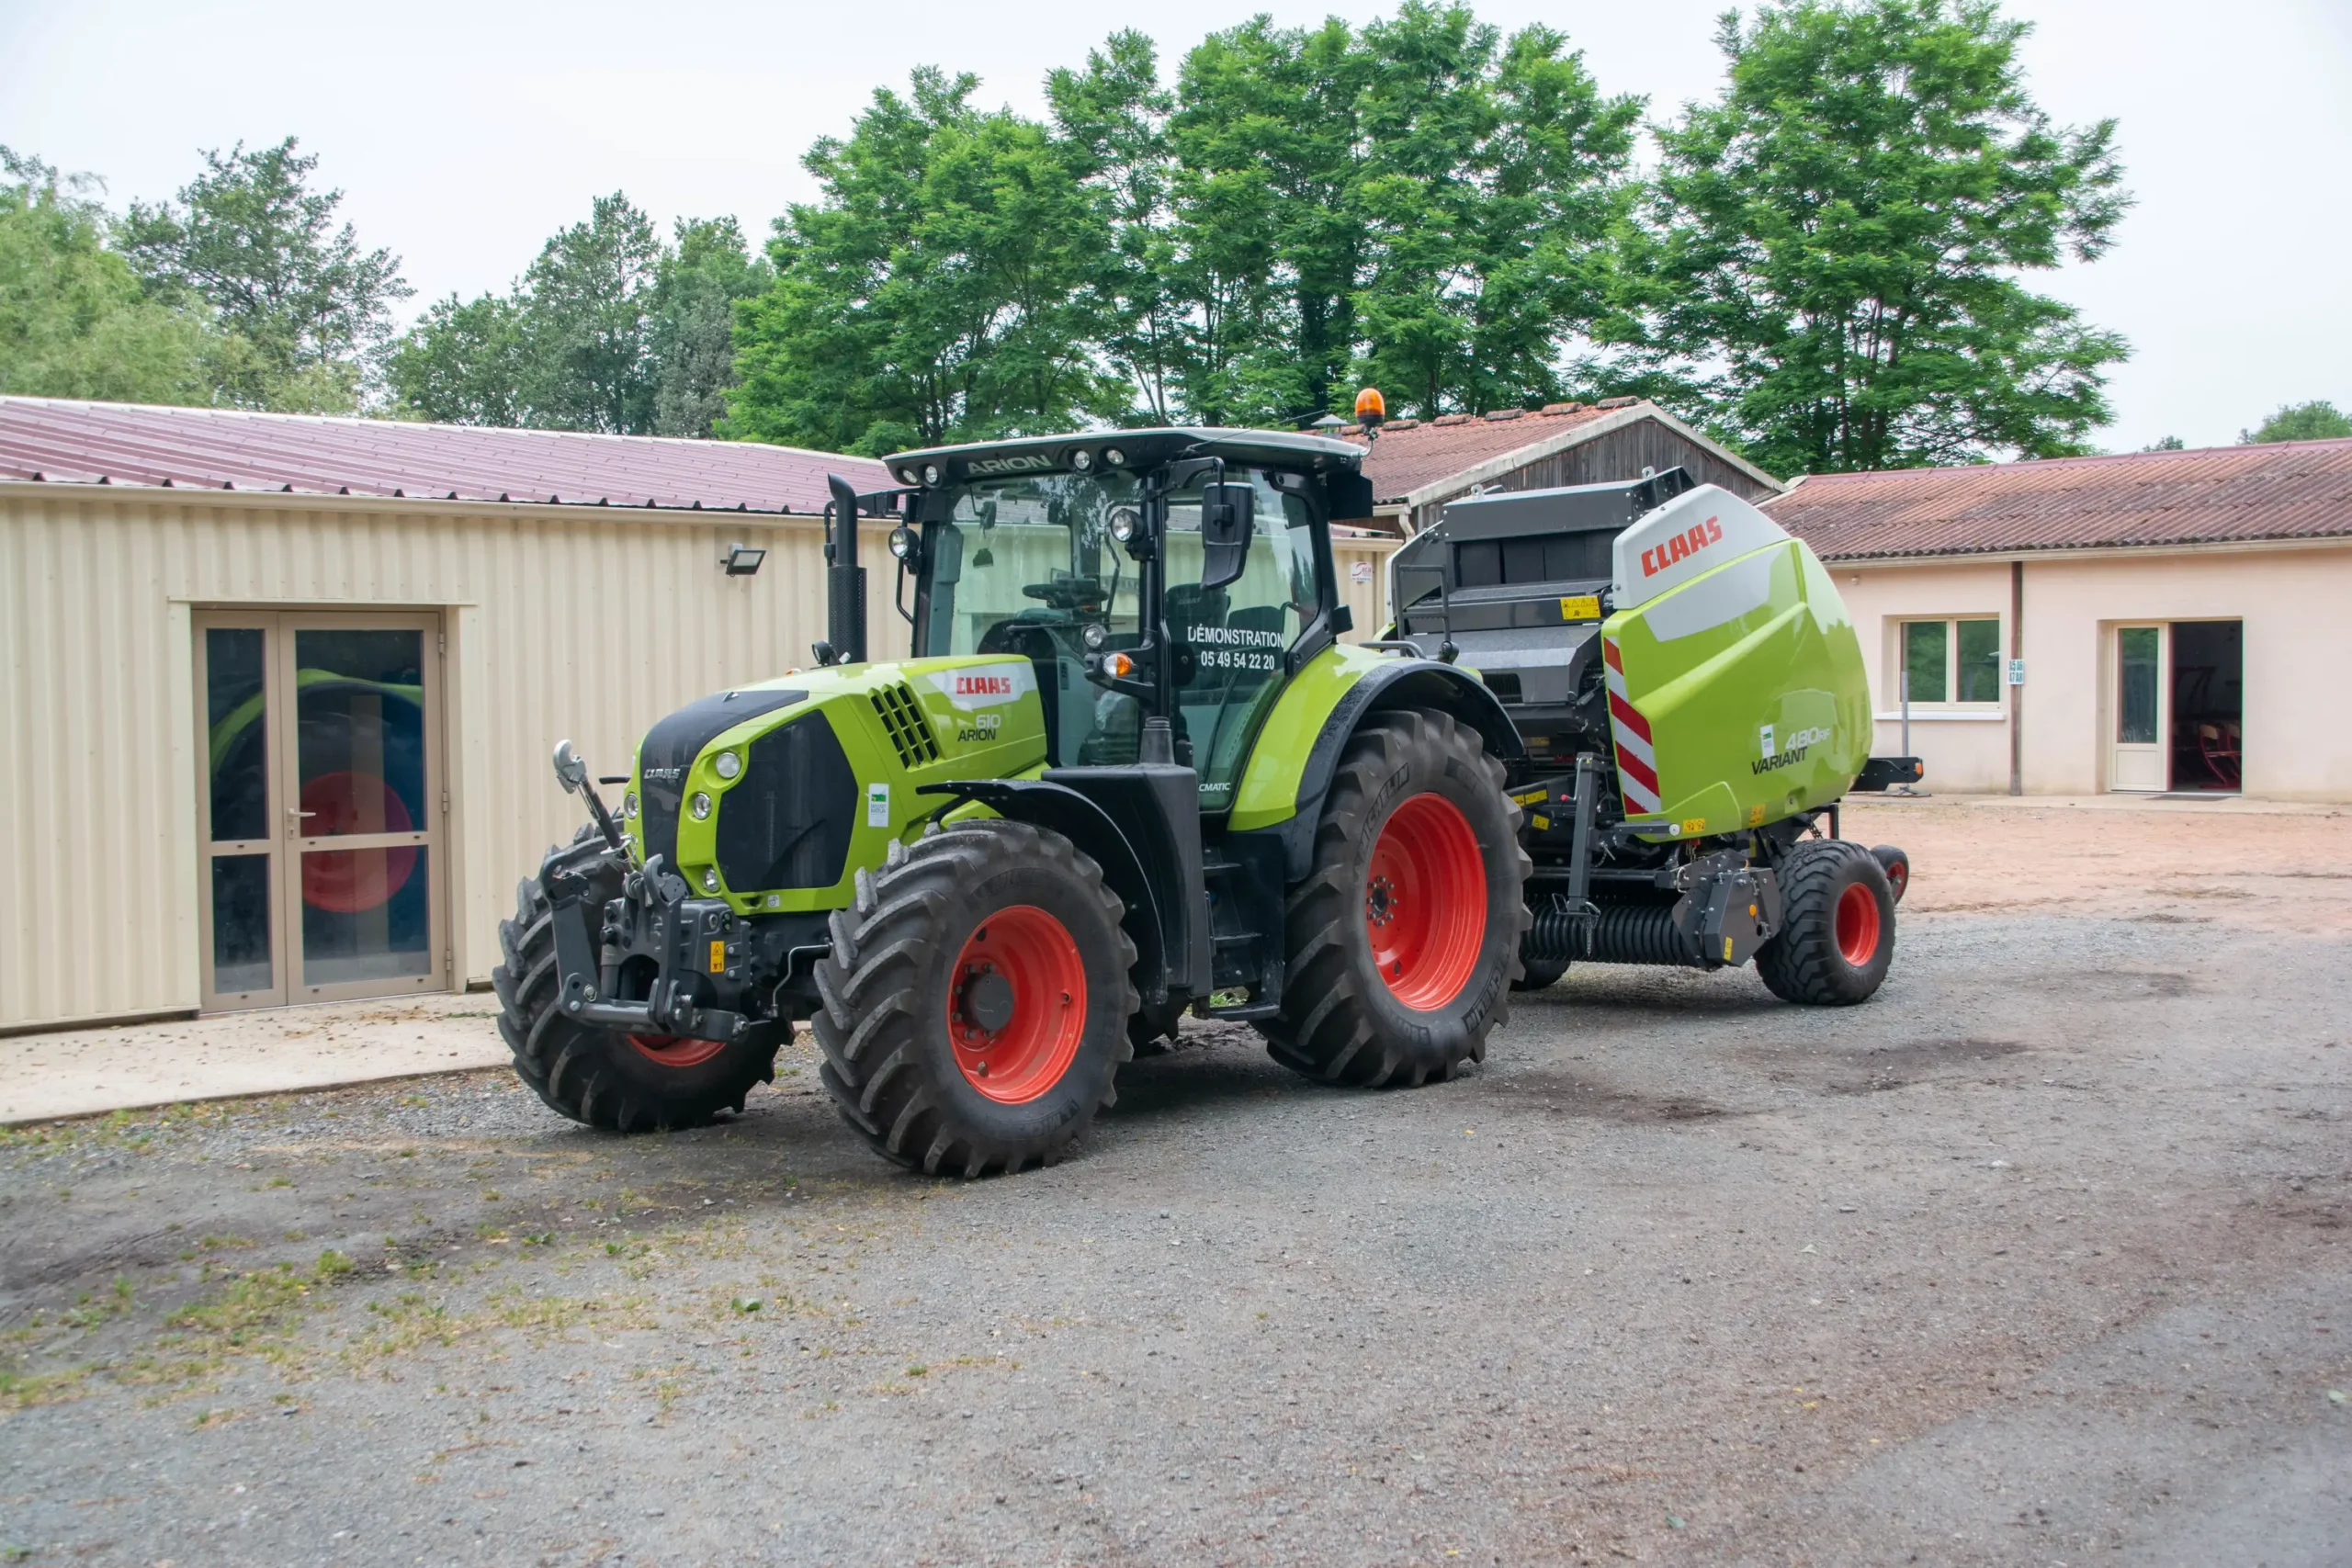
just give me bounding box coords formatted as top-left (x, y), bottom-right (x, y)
top-left (954, 673), bottom-right (1013, 696)
top-left (1640, 515), bottom-right (1724, 578)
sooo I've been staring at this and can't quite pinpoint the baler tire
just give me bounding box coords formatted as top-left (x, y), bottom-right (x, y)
top-left (811, 820), bottom-right (1136, 1177)
top-left (1755, 839), bottom-right (1895, 1006)
top-left (492, 861), bottom-right (778, 1134)
top-left (1870, 844), bottom-right (1910, 904)
top-left (1257, 708), bottom-right (1530, 1088)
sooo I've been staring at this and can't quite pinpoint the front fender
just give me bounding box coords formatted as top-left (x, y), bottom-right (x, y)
top-left (917, 779), bottom-right (1176, 1008)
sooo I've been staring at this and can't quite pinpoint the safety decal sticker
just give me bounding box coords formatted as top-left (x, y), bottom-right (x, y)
top-left (1601, 637), bottom-right (1662, 818)
top-left (924, 660), bottom-right (1037, 712)
top-left (866, 782), bottom-right (890, 828)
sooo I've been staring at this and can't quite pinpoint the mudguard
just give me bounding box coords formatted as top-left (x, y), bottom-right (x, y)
top-left (1230, 644), bottom-right (1523, 881)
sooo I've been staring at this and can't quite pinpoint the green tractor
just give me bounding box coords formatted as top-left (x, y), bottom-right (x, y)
top-left (494, 421), bottom-right (1914, 1174)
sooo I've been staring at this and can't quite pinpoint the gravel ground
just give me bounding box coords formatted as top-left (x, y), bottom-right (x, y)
top-left (2, 805), bottom-right (2346, 1566)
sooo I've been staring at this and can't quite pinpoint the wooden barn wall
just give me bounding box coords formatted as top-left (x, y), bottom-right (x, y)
top-left (1406, 419), bottom-right (1775, 534)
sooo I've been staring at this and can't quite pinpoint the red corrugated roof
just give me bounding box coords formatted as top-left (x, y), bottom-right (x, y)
top-left (0, 396), bottom-right (888, 513)
top-left (1768, 439), bottom-right (2352, 560)
top-left (1338, 402), bottom-right (1614, 502)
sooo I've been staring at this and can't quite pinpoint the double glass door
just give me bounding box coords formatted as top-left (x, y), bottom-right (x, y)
top-left (196, 612), bottom-right (446, 1010)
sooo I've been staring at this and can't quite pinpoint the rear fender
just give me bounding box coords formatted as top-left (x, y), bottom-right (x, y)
top-left (1264, 655), bottom-right (1523, 882)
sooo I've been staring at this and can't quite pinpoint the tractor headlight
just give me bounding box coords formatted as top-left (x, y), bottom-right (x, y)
top-left (690, 792), bottom-right (712, 819)
top-left (1082, 623), bottom-right (1106, 650)
top-left (623, 791), bottom-right (639, 818)
top-left (1108, 506), bottom-right (1139, 544)
top-left (897, 467), bottom-right (917, 485)
top-left (1102, 446), bottom-right (1126, 468)
top-left (713, 751), bottom-right (741, 781)
top-left (702, 867), bottom-right (721, 893)
top-left (1070, 447), bottom-right (1094, 471)
top-left (888, 525), bottom-right (917, 561)
top-left (922, 464), bottom-right (942, 485)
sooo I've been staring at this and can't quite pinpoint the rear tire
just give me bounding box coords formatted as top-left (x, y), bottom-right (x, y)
top-left (1756, 840), bottom-right (1895, 1006)
top-left (1258, 709), bottom-right (1529, 1087)
top-left (493, 868), bottom-right (778, 1133)
top-left (812, 820), bottom-right (1136, 1176)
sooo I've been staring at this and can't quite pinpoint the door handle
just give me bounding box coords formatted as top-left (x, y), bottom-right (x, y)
top-left (286, 807), bottom-right (318, 839)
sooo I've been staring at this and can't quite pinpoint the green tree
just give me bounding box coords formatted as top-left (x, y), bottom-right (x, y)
top-left (1043, 5), bottom-right (1639, 429)
top-left (729, 68), bottom-right (1120, 453)
top-left (386, 291), bottom-right (529, 426)
top-left (516, 193), bottom-right (662, 434)
top-left (117, 138), bottom-right (409, 412)
top-left (648, 217), bottom-right (771, 438)
top-left (2241, 400), bottom-right (2352, 444)
top-left (1622, 0), bottom-right (2131, 473)
top-left (0, 148), bottom-right (221, 403)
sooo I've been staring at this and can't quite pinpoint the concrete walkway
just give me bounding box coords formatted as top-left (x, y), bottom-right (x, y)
top-left (0, 993), bottom-right (509, 1124)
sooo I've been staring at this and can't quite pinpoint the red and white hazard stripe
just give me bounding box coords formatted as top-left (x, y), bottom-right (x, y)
top-left (1601, 637), bottom-right (1662, 818)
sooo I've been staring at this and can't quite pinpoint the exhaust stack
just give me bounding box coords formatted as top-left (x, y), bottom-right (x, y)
top-left (822, 473), bottom-right (867, 665)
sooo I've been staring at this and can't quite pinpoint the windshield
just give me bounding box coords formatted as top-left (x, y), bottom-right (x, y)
top-left (922, 470), bottom-right (1143, 659)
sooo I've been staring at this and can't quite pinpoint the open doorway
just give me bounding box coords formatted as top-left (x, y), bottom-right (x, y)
top-left (2169, 620), bottom-right (2243, 792)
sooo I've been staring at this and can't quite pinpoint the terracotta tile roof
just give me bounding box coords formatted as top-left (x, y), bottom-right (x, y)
top-left (0, 396), bottom-right (888, 513)
top-left (1768, 438), bottom-right (2352, 560)
top-left (1337, 402), bottom-right (1611, 502)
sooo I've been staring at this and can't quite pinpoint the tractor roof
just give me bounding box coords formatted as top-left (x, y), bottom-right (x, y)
top-left (881, 427), bottom-right (1364, 488)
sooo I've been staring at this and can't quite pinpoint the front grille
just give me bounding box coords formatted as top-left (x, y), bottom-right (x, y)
top-left (870, 683), bottom-right (940, 768)
top-left (634, 686), bottom-right (806, 867)
top-left (714, 713), bottom-right (856, 893)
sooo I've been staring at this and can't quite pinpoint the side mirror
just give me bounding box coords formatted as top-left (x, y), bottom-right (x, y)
top-left (1199, 481), bottom-right (1255, 591)
top-left (551, 739), bottom-right (589, 795)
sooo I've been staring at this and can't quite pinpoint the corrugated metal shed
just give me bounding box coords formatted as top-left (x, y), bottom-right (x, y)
top-left (0, 396), bottom-right (889, 511)
top-left (0, 401), bottom-right (1401, 1033)
top-left (1769, 438), bottom-right (2352, 561)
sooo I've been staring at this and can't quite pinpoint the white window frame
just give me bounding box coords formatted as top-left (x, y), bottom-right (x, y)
top-left (1886, 615), bottom-right (2006, 716)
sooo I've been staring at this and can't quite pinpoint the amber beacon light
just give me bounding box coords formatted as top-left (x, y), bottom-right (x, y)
top-left (1353, 386), bottom-right (1386, 433)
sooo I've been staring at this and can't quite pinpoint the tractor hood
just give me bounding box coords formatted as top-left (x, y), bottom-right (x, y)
top-left (624, 656), bottom-right (1049, 916)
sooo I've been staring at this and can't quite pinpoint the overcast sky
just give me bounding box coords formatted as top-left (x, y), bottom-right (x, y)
top-left (4, 0), bottom-right (2346, 453)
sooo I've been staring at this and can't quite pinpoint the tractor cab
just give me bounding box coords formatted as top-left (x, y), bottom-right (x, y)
top-left (872, 429), bottom-right (1370, 810)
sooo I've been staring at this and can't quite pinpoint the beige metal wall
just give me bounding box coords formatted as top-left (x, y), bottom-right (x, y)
top-left (1, 484), bottom-right (1401, 1032)
top-left (1331, 534), bottom-right (1396, 639)
top-left (0, 483), bottom-right (906, 1032)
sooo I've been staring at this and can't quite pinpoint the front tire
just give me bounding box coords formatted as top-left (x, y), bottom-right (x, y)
top-left (1259, 709), bottom-right (1529, 1087)
top-left (812, 820), bottom-right (1136, 1176)
top-left (1756, 839), bottom-right (1895, 1005)
top-left (493, 871), bottom-right (778, 1133)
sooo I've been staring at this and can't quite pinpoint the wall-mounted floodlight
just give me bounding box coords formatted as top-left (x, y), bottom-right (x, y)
top-left (721, 543), bottom-right (766, 576)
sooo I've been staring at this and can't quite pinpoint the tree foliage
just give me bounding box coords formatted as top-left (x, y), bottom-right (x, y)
top-left (2241, 400), bottom-right (2351, 444)
top-left (117, 138), bottom-right (410, 412)
top-left (0, 149), bottom-right (220, 403)
top-left (390, 198), bottom-right (767, 436)
top-left (728, 69), bottom-right (1120, 454)
top-left (729, 5), bottom-right (1641, 451)
top-left (1617, 0), bottom-right (2131, 473)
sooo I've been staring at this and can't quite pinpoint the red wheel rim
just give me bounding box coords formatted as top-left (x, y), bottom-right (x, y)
top-left (628, 1033), bottom-right (727, 1068)
top-left (1835, 881), bottom-right (1883, 966)
top-left (1363, 792), bottom-right (1487, 1010)
top-left (945, 906), bottom-right (1087, 1104)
